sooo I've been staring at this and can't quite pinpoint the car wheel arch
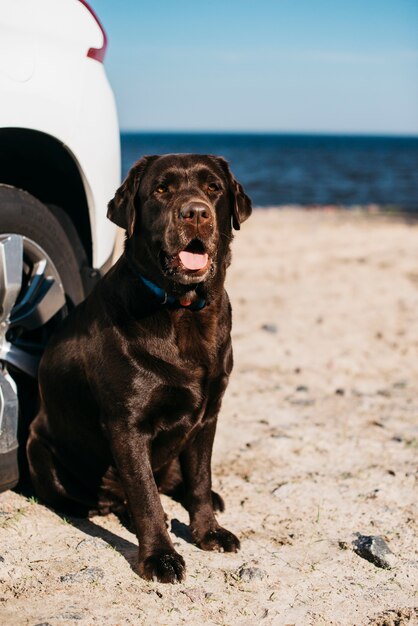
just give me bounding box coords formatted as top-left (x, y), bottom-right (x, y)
top-left (0, 127), bottom-right (93, 266)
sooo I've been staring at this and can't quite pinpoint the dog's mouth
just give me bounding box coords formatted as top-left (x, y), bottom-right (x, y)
top-left (178, 239), bottom-right (209, 271)
top-left (160, 239), bottom-right (211, 281)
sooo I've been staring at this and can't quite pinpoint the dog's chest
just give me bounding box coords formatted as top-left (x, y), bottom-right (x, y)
top-left (173, 309), bottom-right (220, 365)
top-left (152, 313), bottom-right (225, 419)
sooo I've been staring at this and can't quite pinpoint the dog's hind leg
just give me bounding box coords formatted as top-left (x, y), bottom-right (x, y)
top-left (156, 458), bottom-right (225, 512)
top-left (91, 465), bottom-right (134, 531)
top-left (27, 429), bottom-right (93, 517)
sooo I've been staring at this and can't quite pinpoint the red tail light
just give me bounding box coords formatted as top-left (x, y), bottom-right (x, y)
top-left (78, 0), bottom-right (108, 63)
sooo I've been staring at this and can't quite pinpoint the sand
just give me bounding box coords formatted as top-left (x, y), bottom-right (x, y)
top-left (0, 208), bottom-right (417, 626)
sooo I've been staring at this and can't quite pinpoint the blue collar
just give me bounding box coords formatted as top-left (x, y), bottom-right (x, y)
top-left (138, 274), bottom-right (206, 311)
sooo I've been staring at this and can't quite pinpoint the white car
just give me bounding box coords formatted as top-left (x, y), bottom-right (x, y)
top-left (0, 0), bottom-right (121, 492)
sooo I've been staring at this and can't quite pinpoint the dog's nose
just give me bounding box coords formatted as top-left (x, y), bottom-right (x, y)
top-left (179, 203), bottom-right (211, 224)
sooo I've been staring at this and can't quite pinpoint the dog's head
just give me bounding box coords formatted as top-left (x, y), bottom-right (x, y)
top-left (107, 154), bottom-right (251, 294)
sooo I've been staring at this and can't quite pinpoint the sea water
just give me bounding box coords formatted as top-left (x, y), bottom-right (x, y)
top-left (121, 132), bottom-right (418, 211)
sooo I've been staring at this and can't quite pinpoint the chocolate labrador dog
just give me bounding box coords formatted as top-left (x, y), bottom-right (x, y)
top-left (27, 154), bottom-right (251, 583)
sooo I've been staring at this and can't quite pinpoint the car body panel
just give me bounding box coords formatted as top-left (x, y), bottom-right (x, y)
top-left (0, 0), bottom-right (121, 268)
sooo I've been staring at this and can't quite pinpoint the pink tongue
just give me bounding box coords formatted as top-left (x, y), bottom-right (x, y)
top-left (179, 251), bottom-right (209, 270)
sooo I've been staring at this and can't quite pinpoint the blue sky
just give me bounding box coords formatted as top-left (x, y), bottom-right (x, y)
top-left (91, 0), bottom-right (418, 134)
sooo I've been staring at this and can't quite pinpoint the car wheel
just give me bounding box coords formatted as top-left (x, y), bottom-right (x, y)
top-left (0, 185), bottom-right (86, 492)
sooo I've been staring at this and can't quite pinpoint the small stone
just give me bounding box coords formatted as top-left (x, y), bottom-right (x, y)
top-left (180, 587), bottom-right (205, 603)
top-left (295, 385), bottom-right (309, 392)
top-left (261, 323), bottom-right (278, 334)
top-left (270, 431), bottom-right (291, 439)
top-left (60, 566), bottom-right (104, 584)
top-left (288, 397), bottom-right (314, 406)
top-left (0, 556), bottom-right (4, 562)
top-left (335, 388), bottom-right (345, 396)
top-left (205, 592), bottom-right (218, 600)
top-left (238, 566), bottom-right (268, 582)
top-left (75, 538), bottom-right (106, 551)
top-left (272, 482), bottom-right (289, 498)
top-left (352, 534), bottom-right (397, 569)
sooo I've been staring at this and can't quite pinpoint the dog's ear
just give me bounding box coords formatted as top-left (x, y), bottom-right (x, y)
top-left (107, 155), bottom-right (157, 237)
top-left (213, 157), bottom-right (252, 230)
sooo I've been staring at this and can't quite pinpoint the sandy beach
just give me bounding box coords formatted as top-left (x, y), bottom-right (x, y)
top-left (0, 208), bottom-right (417, 626)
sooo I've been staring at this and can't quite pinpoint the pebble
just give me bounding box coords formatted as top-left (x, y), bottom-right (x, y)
top-left (352, 534), bottom-right (397, 569)
top-left (272, 482), bottom-right (291, 498)
top-left (238, 566), bottom-right (268, 582)
top-left (205, 592), bottom-right (219, 601)
top-left (288, 398), bottom-right (314, 406)
top-left (60, 566), bottom-right (105, 584)
top-left (180, 587), bottom-right (205, 603)
top-left (75, 538), bottom-right (106, 551)
top-left (261, 323), bottom-right (278, 334)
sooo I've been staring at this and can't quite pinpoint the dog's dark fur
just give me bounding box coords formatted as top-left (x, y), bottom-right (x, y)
top-left (27, 154), bottom-right (252, 583)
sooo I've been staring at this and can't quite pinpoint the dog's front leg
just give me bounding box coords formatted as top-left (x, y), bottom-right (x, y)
top-left (108, 425), bottom-right (186, 583)
top-left (180, 417), bottom-right (240, 553)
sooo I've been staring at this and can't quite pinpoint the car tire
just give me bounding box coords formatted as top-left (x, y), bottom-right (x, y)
top-left (0, 185), bottom-right (86, 306)
top-left (0, 185), bottom-right (87, 493)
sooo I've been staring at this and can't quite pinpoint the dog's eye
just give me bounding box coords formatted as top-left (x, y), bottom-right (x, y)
top-left (155, 184), bottom-right (168, 194)
top-left (207, 182), bottom-right (220, 193)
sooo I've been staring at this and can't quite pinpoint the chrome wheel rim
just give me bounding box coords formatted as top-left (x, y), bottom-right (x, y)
top-left (0, 234), bottom-right (66, 378)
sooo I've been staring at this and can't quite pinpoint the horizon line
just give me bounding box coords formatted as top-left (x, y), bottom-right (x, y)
top-left (120, 129), bottom-right (418, 139)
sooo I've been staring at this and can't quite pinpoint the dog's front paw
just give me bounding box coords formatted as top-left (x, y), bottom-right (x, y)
top-left (195, 527), bottom-right (240, 553)
top-left (139, 550), bottom-right (186, 583)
